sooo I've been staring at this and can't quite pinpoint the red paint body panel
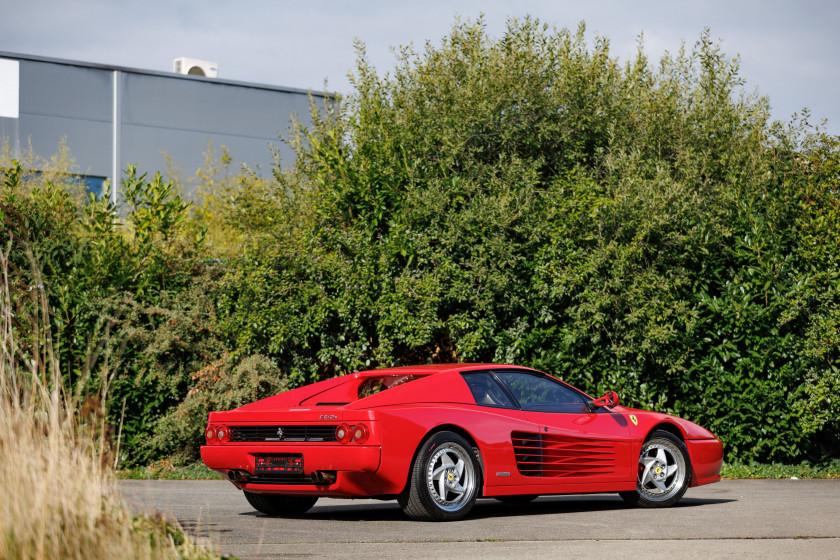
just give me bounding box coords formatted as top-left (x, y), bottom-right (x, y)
top-left (201, 444), bottom-right (383, 497)
top-left (484, 481), bottom-right (635, 497)
top-left (201, 364), bottom-right (723, 502)
top-left (686, 438), bottom-right (724, 487)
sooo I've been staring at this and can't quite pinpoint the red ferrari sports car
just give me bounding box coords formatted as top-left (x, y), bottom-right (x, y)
top-left (201, 364), bottom-right (722, 521)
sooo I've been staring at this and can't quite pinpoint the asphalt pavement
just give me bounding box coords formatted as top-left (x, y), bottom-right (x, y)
top-left (120, 479), bottom-right (840, 559)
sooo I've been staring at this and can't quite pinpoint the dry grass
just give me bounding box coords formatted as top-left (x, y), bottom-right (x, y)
top-left (0, 244), bottom-right (223, 559)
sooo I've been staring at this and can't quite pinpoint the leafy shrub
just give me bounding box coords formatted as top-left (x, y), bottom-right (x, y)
top-left (1, 157), bottom-right (222, 465)
top-left (170, 141), bottom-right (284, 256)
top-left (146, 354), bottom-right (287, 464)
top-left (0, 221), bottom-right (223, 560)
top-left (3, 16), bottom-right (838, 467)
top-left (215, 17), bottom-right (839, 463)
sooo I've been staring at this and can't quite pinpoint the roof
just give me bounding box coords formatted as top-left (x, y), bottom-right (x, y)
top-left (0, 50), bottom-right (331, 98)
top-left (353, 363), bottom-right (524, 377)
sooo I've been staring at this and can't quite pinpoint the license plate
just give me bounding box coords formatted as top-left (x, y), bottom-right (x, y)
top-left (254, 454), bottom-right (304, 474)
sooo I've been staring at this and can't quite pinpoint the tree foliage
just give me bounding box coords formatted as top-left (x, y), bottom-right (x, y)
top-left (2, 17), bottom-right (838, 465)
top-left (1, 157), bottom-right (265, 464)
top-left (219, 18), bottom-right (839, 462)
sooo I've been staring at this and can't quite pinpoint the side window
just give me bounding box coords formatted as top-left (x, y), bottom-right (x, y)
top-left (494, 371), bottom-right (587, 413)
top-left (461, 372), bottom-right (516, 409)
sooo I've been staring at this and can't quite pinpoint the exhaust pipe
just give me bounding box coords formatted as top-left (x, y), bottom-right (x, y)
top-left (311, 470), bottom-right (337, 484)
top-left (228, 469), bottom-right (251, 483)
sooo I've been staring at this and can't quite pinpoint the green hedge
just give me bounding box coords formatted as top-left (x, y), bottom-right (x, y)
top-left (2, 17), bottom-right (838, 465)
top-left (216, 18), bottom-right (839, 462)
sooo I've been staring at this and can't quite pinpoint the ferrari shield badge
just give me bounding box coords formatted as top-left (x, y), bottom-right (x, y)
top-left (629, 414), bottom-right (638, 426)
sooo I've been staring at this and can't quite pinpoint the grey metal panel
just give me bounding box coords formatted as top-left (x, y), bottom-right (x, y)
top-left (121, 73), bottom-right (311, 139)
top-left (120, 124), bottom-right (288, 178)
top-left (1, 51), bottom-right (329, 98)
top-left (6, 113), bottom-right (111, 177)
top-left (2, 52), bottom-right (320, 188)
top-left (18, 59), bottom-right (112, 122)
top-left (0, 116), bottom-right (20, 152)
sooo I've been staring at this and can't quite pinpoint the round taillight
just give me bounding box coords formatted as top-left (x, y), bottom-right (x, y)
top-left (205, 425), bottom-right (217, 444)
top-left (216, 425), bottom-right (230, 443)
top-left (335, 423), bottom-right (352, 444)
top-left (351, 424), bottom-right (369, 444)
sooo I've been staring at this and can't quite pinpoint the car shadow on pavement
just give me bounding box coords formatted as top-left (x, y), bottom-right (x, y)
top-left (464, 496), bottom-right (737, 520)
top-left (236, 495), bottom-right (736, 522)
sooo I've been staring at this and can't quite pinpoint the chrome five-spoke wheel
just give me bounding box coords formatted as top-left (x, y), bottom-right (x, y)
top-left (426, 442), bottom-right (477, 511)
top-left (399, 431), bottom-right (482, 521)
top-left (620, 429), bottom-right (691, 508)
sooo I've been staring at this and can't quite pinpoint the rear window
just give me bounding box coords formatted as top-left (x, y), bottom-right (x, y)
top-left (358, 375), bottom-right (422, 399)
top-left (461, 372), bottom-right (516, 409)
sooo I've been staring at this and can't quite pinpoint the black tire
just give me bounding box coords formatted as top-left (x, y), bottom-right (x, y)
top-left (398, 431), bottom-right (482, 521)
top-left (494, 495), bottom-right (538, 504)
top-left (620, 430), bottom-right (692, 508)
top-left (244, 491), bottom-right (318, 516)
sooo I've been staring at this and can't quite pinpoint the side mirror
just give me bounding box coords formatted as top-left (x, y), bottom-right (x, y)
top-left (588, 390), bottom-right (619, 410)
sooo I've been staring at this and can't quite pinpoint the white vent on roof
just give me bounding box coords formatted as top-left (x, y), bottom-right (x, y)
top-left (173, 57), bottom-right (218, 78)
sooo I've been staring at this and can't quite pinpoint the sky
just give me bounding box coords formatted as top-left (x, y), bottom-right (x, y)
top-left (1, 0), bottom-right (838, 135)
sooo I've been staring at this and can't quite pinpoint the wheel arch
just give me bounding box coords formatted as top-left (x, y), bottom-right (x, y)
top-left (398, 423), bottom-right (486, 496)
top-left (647, 422), bottom-right (685, 442)
top-left (644, 422), bottom-right (695, 485)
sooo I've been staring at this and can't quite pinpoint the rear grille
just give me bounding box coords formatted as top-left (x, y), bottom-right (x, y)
top-left (511, 431), bottom-right (616, 478)
top-left (229, 425), bottom-right (338, 443)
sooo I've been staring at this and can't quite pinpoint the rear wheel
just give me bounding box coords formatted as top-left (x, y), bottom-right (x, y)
top-left (244, 491), bottom-right (318, 516)
top-left (398, 431), bottom-right (482, 521)
top-left (620, 430), bottom-right (691, 508)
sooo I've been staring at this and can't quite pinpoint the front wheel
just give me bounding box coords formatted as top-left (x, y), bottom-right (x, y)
top-left (620, 430), bottom-right (691, 508)
top-left (244, 491), bottom-right (318, 516)
top-left (398, 431), bottom-right (482, 521)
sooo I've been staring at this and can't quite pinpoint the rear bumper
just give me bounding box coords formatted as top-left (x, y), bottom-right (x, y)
top-left (200, 444), bottom-right (388, 497)
top-left (201, 443), bottom-right (381, 473)
top-left (686, 438), bottom-right (723, 487)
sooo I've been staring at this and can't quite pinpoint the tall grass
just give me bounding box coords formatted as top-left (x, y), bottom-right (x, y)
top-left (0, 243), bottom-right (220, 559)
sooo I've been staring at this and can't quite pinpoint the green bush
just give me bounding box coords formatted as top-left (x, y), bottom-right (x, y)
top-left (215, 17), bottom-right (839, 463)
top-left (3, 16), bottom-right (838, 466)
top-left (1, 158), bottom-right (223, 465)
top-left (145, 354), bottom-right (287, 464)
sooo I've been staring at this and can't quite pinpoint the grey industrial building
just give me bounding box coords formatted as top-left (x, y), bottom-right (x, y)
top-left (0, 52), bottom-right (324, 200)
